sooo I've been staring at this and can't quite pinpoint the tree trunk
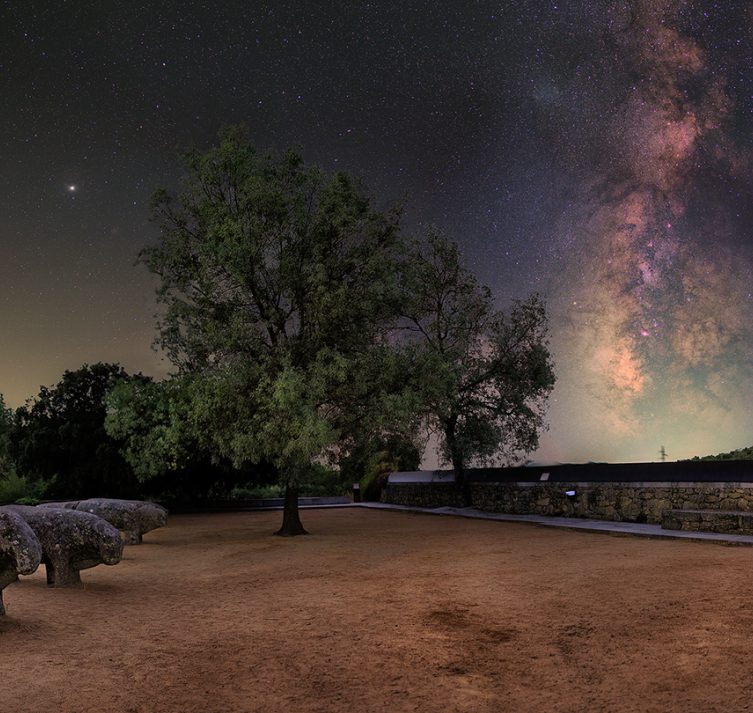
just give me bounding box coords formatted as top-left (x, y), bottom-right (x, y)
top-left (452, 454), bottom-right (472, 507)
top-left (445, 415), bottom-right (471, 506)
top-left (274, 484), bottom-right (309, 537)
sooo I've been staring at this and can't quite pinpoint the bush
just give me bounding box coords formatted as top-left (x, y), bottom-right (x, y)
top-left (299, 464), bottom-right (351, 497)
top-left (228, 465), bottom-right (351, 500)
top-left (0, 471), bottom-right (50, 504)
top-left (229, 484), bottom-right (285, 499)
top-left (359, 450), bottom-right (396, 502)
top-left (341, 434), bottom-right (421, 501)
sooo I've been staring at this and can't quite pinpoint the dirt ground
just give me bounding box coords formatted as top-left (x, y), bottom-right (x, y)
top-left (3, 508), bottom-right (753, 713)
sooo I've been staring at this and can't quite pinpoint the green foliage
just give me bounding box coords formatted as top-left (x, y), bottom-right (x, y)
top-left (105, 376), bottom-right (200, 480)
top-left (401, 229), bottom-right (556, 476)
top-left (300, 463), bottom-right (351, 496)
top-left (229, 483), bottom-right (285, 499)
top-left (140, 127), bottom-right (410, 504)
top-left (341, 432), bottom-right (422, 501)
top-left (229, 464), bottom-right (349, 498)
top-left (0, 471), bottom-right (48, 504)
top-left (105, 375), bottom-right (278, 502)
top-left (359, 451), bottom-right (398, 502)
top-left (14, 496), bottom-right (41, 506)
top-left (12, 363), bottom-right (143, 499)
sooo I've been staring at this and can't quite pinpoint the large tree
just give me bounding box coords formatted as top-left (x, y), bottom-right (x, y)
top-left (402, 230), bottom-right (555, 494)
top-left (139, 127), bottom-right (406, 534)
top-left (12, 363), bottom-right (143, 498)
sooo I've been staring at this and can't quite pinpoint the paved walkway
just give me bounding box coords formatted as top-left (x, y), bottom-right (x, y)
top-left (358, 502), bottom-right (753, 546)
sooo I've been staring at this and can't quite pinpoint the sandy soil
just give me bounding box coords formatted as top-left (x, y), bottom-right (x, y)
top-left (2, 508), bottom-right (753, 713)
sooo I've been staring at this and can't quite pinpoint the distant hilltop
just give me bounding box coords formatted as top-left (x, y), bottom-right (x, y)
top-left (689, 447), bottom-right (753, 461)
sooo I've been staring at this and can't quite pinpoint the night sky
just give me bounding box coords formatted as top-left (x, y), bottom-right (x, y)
top-left (4, 1), bottom-right (753, 463)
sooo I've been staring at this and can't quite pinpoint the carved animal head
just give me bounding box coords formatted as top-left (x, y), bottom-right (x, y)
top-left (139, 502), bottom-right (168, 532)
top-left (98, 527), bottom-right (124, 565)
top-left (0, 508), bottom-right (42, 575)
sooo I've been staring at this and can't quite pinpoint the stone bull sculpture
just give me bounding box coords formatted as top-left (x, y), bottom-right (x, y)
top-left (3, 505), bottom-right (123, 587)
top-left (40, 498), bottom-right (168, 544)
top-left (0, 508), bottom-right (42, 615)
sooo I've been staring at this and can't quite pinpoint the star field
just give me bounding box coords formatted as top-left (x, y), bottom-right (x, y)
top-left (3, 1), bottom-right (753, 462)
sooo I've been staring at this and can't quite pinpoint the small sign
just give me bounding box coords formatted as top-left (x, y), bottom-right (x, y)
top-left (540, 472), bottom-right (550, 481)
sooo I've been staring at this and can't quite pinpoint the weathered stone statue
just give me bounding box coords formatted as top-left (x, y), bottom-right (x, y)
top-left (39, 498), bottom-right (168, 544)
top-left (120, 499), bottom-right (168, 544)
top-left (3, 505), bottom-right (123, 587)
top-left (80, 499), bottom-right (167, 545)
top-left (0, 508), bottom-right (42, 615)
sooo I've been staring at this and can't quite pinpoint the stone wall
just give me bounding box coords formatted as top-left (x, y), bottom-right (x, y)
top-left (662, 509), bottom-right (753, 535)
top-left (381, 483), bottom-right (465, 509)
top-left (383, 481), bottom-right (753, 524)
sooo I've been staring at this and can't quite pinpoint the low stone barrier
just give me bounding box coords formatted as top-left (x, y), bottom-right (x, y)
top-left (472, 482), bottom-right (753, 523)
top-left (0, 509), bottom-right (42, 615)
top-left (382, 481), bottom-right (753, 525)
top-left (381, 483), bottom-right (465, 509)
top-left (4, 505), bottom-right (123, 587)
top-left (662, 509), bottom-right (753, 535)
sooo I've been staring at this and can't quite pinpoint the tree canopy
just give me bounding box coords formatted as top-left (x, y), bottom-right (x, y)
top-left (401, 230), bottom-right (556, 486)
top-left (137, 127), bottom-right (409, 534)
top-left (105, 374), bottom-right (278, 502)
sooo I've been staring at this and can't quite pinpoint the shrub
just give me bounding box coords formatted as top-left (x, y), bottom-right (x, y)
top-left (359, 450), bottom-right (396, 502)
top-left (229, 484), bottom-right (285, 499)
top-left (299, 464), bottom-right (351, 497)
top-left (228, 465), bottom-right (350, 500)
top-left (0, 471), bottom-right (50, 504)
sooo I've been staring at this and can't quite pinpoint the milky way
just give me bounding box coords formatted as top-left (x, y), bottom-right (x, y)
top-left (540, 1), bottom-right (753, 462)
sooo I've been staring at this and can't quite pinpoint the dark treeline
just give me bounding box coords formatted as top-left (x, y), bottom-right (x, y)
top-left (0, 364), bottom-right (278, 504)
